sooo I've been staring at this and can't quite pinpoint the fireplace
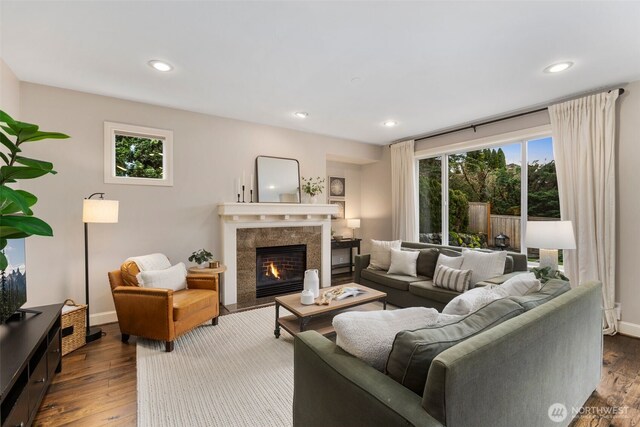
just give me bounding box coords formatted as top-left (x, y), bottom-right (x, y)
top-left (256, 244), bottom-right (307, 298)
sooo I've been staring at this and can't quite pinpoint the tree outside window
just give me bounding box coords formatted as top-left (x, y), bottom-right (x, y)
top-left (114, 135), bottom-right (164, 179)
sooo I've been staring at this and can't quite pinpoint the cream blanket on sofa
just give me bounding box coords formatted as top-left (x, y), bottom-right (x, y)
top-left (334, 308), bottom-right (452, 371)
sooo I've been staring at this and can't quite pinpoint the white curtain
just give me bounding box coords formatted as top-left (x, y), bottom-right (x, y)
top-left (390, 140), bottom-right (418, 241)
top-left (549, 90), bottom-right (620, 335)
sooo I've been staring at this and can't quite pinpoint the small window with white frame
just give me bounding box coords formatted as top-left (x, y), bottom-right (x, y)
top-left (104, 121), bottom-right (173, 186)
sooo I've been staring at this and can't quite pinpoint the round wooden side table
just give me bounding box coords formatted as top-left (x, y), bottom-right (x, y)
top-left (188, 265), bottom-right (227, 275)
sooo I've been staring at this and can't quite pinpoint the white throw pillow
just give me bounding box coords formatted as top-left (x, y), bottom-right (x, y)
top-left (368, 240), bottom-right (402, 270)
top-left (442, 286), bottom-right (505, 316)
top-left (461, 249), bottom-right (507, 287)
top-left (137, 262), bottom-right (188, 291)
top-left (499, 272), bottom-right (542, 296)
top-left (334, 307), bottom-right (439, 371)
top-left (432, 265), bottom-right (472, 293)
top-left (387, 248), bottom-right (420, 277)
top-left (435, 253), bottom-right (464, 270)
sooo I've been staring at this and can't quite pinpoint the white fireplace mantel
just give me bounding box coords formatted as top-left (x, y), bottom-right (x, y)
top-left (217, 203), bottom-right (338, 305)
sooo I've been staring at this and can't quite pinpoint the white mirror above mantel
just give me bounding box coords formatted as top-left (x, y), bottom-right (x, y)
top-left (217, 202), bottom-right (338, 306)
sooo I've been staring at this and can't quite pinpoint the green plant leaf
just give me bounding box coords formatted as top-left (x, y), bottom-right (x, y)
top-left (21, 131), bottom-right (70, 142)
top-left (0, 114), bottom-right (38, 137)
top-left (0, 189), bottom-right (37, 215)
top-left (0, 215), bottom-right (53, 237)
top-left (0, 125), bottom-right (16, 136)
top-left (0, 252), bottom-right (7, 271)
top-left (14, 156), bottom-right (56, 174)
top-left (15, 122), bottom-right (39, 139)
top-left (0, 165), bottom-right (51, 181)
top-left (0, 131), bottom-right (20, 154)
top-left (0, 186), bottom-right (33, 215)
top-left (0, 152), bottom-right (8, 163)
top-left (0, 238), bottom-right (6, 250)
top-left (0, 226), bottom-right (31, 239)
top-left (0, 110), bottom-right (18, 128)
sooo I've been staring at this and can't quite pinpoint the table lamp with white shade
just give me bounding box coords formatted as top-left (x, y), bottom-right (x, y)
top-left (83, 193), bottom-right (119, 342)
top-left (347, 218), bottom-right (361, 239)
top-left (525, 220), bottom-right (575, 271)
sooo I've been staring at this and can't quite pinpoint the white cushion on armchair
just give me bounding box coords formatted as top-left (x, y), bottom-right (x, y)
top-left (136, 262), bottom-right (188, 291)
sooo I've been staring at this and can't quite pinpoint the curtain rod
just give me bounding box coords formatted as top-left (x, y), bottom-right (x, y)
top-left (389, 87), bottom-right (625, 147)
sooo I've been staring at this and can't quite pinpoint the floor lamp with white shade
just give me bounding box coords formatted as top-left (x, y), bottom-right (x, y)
top-left (83, 192), bottom-right (119, 342)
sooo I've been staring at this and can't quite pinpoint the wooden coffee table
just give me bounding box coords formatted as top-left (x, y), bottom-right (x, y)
top-left (274, 284), bottom-right (387, 338)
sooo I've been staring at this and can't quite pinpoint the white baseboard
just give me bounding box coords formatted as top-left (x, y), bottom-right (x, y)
top-left (90, 310), bottom-right (118, 326)
top-left (618, 321), bottom-right (640, 338)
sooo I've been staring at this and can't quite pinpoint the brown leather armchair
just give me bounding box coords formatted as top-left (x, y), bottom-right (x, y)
top-left (107, 261), bottom-right (219, 352)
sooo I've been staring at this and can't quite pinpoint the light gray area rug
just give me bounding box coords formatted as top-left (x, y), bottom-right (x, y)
top-left (137, 306), bottom-right (294, 427)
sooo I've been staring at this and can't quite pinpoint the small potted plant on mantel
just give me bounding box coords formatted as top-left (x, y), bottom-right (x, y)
top-left (188, 249), bottom-right (214, 269)
top-left (301, 176), bottom-right (325, 204)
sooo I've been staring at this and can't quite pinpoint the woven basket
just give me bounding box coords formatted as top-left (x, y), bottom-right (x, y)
top-left (61, 299), bottom-right (87, 356)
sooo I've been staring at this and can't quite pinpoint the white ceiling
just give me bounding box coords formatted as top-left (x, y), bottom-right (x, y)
top-left (2, 1), bottom-right (640, 145)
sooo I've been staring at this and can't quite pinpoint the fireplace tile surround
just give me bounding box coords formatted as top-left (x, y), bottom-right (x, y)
top-left (218, 203), bottom-right (338, 306)
top-left (238, 228), bottom-right (320, 304)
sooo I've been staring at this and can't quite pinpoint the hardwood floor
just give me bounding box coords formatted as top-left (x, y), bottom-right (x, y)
top-left (34, 322), bottom-right (137, 426)
top-left (570, 334), bottom-right (640, 427)
top-left (34, 279), bottom-right (640, 426)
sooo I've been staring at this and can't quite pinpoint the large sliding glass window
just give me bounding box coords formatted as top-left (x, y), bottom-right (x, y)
top-left (418, 157), bottom-right (442, 243)
top-left (448, 144), bottom-right (522, 250)
top-left (526, 136), bottom-right (561, 261)
top-left (418, 133), bottom-right (558, 261)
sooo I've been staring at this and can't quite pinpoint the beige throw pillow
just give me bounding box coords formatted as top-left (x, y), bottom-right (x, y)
top-left (387, 248), bottom-right (420, 277)
top-left (435, 253), bottom-right (464, 270)
top-left (461, 249), bottom-right (507, 287)
top-left (368, 239), bottom-right (402, 270)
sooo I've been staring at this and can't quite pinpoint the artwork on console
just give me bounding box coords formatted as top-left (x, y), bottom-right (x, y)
top-left (0, 238), bottom-right (27, 323)
top-left (328, 176), bottom-right (346, 198)
top-left (329, 199), bottom-right (346, 219)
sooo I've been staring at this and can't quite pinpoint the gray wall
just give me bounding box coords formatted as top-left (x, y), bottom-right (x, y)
top-left (616, 80), bottom-right (640, 332)
top-left (18, 83), bottom-right (386, 323)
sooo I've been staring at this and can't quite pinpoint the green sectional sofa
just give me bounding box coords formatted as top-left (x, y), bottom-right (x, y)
top-left (354, 241), bottom-right (529, 310)
top-left (293, 281), bottom-right (603, 427)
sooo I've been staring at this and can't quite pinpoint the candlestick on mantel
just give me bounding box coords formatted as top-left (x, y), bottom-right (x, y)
top-left (250, 189), bottom-right (253, 203)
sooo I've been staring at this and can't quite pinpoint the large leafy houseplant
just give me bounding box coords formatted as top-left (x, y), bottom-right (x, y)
top-left (0, 110), bottom-right (69, 270)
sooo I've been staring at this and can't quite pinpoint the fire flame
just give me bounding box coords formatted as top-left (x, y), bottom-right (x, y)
top-left (267, 262), bottom-right (281, 279)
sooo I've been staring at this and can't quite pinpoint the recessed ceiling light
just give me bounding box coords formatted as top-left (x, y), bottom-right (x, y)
top-left (294, 112), bottom-right (309, 118)
top-left (544, 62), bottom-right (573, 73)
top-left (383, 120), bottom-right (398, 127)
top-left (148, 60), bottom-right (173, 72)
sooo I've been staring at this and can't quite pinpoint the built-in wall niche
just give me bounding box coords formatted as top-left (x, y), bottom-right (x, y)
top-left (103, 121), bottom-right (174, 186)
top-left (326, 161), bottom-right (363, 242)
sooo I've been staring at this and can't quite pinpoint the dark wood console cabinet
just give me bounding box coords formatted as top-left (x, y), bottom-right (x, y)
top-left (331, 238), bottom-right (361, 276)
top-left (1, 304), bottom-right (63, 427)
